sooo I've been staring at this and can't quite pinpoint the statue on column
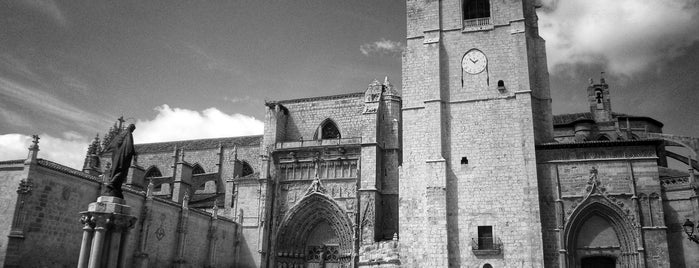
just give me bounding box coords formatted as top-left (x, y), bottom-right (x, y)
top-left (102, 123), bottom-right (137, 198)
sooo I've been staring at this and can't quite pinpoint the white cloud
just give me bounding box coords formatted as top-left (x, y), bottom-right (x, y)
top-left (538, 0), bottom-right (699, 76)
top-left (0, 132), bottom-right (88, 169)
top-left (360, 39), bottom-right (405, 57)
top-left (0, 105), bottom-right (264, 169)
top-left (133, 105), bottom-right (264, 143)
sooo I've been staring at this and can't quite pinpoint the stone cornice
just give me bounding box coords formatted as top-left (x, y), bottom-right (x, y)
top-left (270, 92), bottom-right (364, 105)
top-left (36, 159), bottom-right (100, 182)
top-left (537, 139), bottom-right (663, 150)
top-left (0, 159), bottom-right (24, 165)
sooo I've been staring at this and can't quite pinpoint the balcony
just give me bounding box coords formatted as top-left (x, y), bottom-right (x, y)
top-left (471, 237), bottom-right (502, 256)
top-left (275, 137), bottom-right (362, 150)
top-left (463, 17), bottom-right (493, 32)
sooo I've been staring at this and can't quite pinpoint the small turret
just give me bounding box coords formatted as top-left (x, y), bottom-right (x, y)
top-left (588, 72), bottom-right (612, 122)
top-left (24, 135), bottom-right (40, 165)
top-left (383, 76), bottom-right (399, 96)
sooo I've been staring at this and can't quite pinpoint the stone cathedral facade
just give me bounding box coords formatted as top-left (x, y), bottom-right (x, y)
top-left (0, 0), bottom-right (698, 268)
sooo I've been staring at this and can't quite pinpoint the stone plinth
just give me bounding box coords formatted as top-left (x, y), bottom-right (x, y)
top-left (78, 196), bottom-right (137, 268)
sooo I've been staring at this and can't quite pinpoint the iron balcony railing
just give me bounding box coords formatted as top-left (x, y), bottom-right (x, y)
top-left (471, 237), bottom-right (502, 255)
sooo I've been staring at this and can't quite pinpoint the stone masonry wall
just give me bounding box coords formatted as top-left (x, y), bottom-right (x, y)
top-left (0, 160), bottom-right (28, 267)
top-left (0, 159), bottom-right (240, 267)
top-left (400, 0), bottom-right (546, 267)
top-left (662, 179), bottom-right (699, 267)
top-left (278, 93), bottom-right (366, 141)
top-left (536, 142), bottom-right (671, 268)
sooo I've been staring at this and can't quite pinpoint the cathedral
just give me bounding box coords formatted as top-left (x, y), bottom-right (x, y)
top-left (0, 0), bottom-right (698, 267)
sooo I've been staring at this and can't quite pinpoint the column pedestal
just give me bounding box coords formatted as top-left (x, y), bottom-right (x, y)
top-left (77, 196), bottom-right (137, 268)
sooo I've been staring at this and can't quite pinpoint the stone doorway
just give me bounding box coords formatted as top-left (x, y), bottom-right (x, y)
top-left (581, 256), bottom-right (615, 268)
top-left (274, 193), bottom-right (354, 267)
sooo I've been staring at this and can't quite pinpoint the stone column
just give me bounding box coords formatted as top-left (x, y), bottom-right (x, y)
top-left (77, 215), bottom-right (95, 268)
top-left (78, 196), bottom-right (137, 268)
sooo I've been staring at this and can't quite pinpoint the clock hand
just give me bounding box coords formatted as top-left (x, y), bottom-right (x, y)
top-left (470, 58), bottom-right (478, 63)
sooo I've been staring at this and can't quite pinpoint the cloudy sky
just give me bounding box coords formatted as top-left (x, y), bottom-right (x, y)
top-left (1, 0), bottom-right (698, 169)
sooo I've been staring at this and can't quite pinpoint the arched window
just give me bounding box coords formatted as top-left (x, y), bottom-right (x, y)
top-left (594, 88), bottom-right (604, 109)
top-left (241, 161), bottom-right (254, 177)
top-left (597, 135), bottom-right (610, 141)
top-left (463, 0), bottom-right (490, 20)
top-left (315, 119), bottom-right (341, 140)
top-left (192, 164), bottom-right (205, 190)
top-left (145, 166), bottom-right (163, 191)
top-left (192, 164), bottom-right (205, 175)
top-left (145, 166), bottom-right (162, 178)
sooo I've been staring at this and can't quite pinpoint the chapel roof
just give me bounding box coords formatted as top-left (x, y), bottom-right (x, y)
top-left (552, 112), bottom-right (663, 127)
top-left (135, 135), bottom-right (262, 153)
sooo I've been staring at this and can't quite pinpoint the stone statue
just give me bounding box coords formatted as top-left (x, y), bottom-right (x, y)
top-left (318, 245), bottom-right (326, 267)
top-left (102, 124), bottom-right (137, 198)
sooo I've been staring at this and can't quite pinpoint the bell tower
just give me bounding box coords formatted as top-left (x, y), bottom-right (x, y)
top-left (399, 0), bottom-right (551, 267)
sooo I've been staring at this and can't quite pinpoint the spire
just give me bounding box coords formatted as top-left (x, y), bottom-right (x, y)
top-left (83, 134), bottom-right (101, 173)
top-left (383, 76), bottom-right (399, 96)
top-left (25, 135), bottom-right (40, 164)
top-left (179, 147), bottom-right (186, 163)
top-left (102, 121), bottom-right (120, 151)
top-left (89, 134), bottom-right (100, 154)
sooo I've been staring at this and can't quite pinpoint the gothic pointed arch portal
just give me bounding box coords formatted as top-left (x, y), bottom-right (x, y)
top-left (564, 201), bottom-right (642, 268)
top-left (274, 192), bottom-right (354, 267)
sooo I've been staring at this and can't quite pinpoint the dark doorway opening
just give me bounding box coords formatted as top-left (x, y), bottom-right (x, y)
top-left (581, 256), bottom-right (615, 268)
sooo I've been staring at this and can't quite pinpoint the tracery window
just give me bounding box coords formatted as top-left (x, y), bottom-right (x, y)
top-left (192, 164), bottom-right (205, 175)
top-left (241, 161), bottom-right (254, 177)
top-left (316, 119), bottom-right (341, 139)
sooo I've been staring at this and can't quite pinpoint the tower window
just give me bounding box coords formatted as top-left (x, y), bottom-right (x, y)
top-left (463, 0), bottom-right (490, 20)
top-left (594, 88), bottom-right (604, 109)
top-left (477, 226), bottom-right (494, 249)
top-left (461, 157), bottom-right (468, 165)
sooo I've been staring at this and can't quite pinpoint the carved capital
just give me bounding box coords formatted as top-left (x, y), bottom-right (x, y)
top-left (91, 214), bottom-right (112, 230)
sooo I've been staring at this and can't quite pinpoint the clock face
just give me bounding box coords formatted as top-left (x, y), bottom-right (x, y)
top-left (462, 49), bottom-right (487, 74)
